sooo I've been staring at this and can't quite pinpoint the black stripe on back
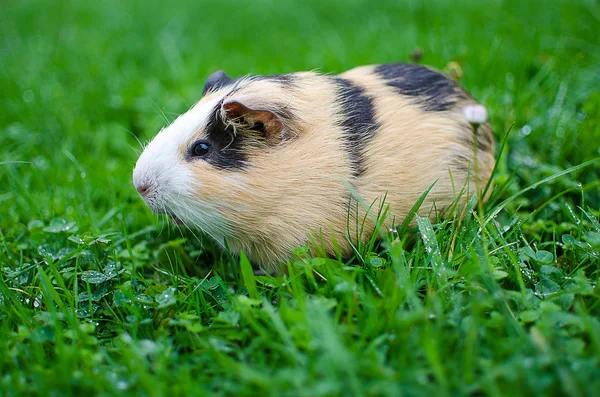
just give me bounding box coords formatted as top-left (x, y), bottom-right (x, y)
top-left (375, 63), bottom-right (467, 111)
top-left (332, 77), bottom-right (379, 177)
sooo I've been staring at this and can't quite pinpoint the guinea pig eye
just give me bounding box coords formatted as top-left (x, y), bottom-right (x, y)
top-left (191, 140), bottom-right (211, 158)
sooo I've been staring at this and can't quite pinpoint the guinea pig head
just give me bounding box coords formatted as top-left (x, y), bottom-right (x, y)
top-left (132, 72), bottom-right (292, 243)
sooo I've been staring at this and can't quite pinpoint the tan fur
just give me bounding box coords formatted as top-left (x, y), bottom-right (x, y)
top-left (341, 66), bottom-right (495, 237)
top-left (181, 65), bottom-right (495, 270)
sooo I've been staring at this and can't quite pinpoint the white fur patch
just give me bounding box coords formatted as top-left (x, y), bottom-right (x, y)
top-left (133, 94), bottom-right (232, 240)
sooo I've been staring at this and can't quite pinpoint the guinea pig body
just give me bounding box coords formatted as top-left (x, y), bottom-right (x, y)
top-left (133, 63), bottom-right (495, 270)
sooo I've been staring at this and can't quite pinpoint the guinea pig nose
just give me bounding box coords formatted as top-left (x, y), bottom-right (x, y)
top-left (136, 182), bottom-right (151, 197)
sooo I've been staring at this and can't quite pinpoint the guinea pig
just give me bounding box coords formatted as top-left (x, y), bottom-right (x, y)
top-left (133, 63), bottom-right (495, 271)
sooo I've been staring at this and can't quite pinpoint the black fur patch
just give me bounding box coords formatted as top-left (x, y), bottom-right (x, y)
top-left (203, 70), bottom-right (234, 96)
top-left (333, 77), bottom-right (379, 177)
top-left (186, 101), bottom-right (248, 170)
top-left (375, 63), bottom-right (466, 111)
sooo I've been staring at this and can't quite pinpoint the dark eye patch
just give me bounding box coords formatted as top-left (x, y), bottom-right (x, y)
top-left (187, 102), bottom-right (248, 170)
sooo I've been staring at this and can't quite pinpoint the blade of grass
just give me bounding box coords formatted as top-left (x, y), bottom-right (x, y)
top-left (240, 251), bottom-right (259, 300)
top-left (397, 181), bottom-right (437, 237)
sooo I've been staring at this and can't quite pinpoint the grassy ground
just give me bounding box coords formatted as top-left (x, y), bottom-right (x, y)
top-left (1, 0), bottom-right (600, 395)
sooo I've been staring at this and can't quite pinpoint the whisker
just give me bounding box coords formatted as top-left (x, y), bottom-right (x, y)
top-left (120, 125), bottom-right (145, 149)
top-left (127, 143), bottom-right (143, 156)
top-left (151, 100), bottom-right (171, 125)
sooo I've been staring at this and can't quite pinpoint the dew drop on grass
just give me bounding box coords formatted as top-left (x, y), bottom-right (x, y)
top-left (103, 263), bottom-right (125, 281)
top-left (43, 218), bottom-right (78, 233)
top-left (37, 244), bottom-right (56, 259)
top-left (76, 307), bottom-right (92, 318)
top-left (81, 270), bottom-right (108, 284)
top-left (155, 287), bottom-right (177, 308)
top-left (564, 203), bottom-right (581, 225)
top-left (113, 291), bottom-right (132, 307)
top-left (68, 235), bottom-right (85, 244)
top-left (416, 216), bottom-right (443, 271)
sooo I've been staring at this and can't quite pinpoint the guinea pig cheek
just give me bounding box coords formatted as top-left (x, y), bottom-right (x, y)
top-left (168, 162), bottom-right (233, 237)
top-left (187, 163), bottom-right (243, 221)
top-left (187, 162), bottom-right (226, 204)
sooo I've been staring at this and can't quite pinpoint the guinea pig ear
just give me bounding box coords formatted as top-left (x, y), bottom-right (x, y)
top-left (202, 70), bottom-right (233, 95)
top-left (222, 100), bottom-right (284, 138)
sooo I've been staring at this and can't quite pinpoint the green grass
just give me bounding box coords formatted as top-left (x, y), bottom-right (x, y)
top-left (1, 0), bottom-right (600, 395)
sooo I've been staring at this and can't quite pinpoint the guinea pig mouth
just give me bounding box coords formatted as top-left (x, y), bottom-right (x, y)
top-left (170, 214), bottom-right (184, 225)
top-left (160, 208), bottom-right (184, 225)
top-left (150, 204), bottom-right (183, 225)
